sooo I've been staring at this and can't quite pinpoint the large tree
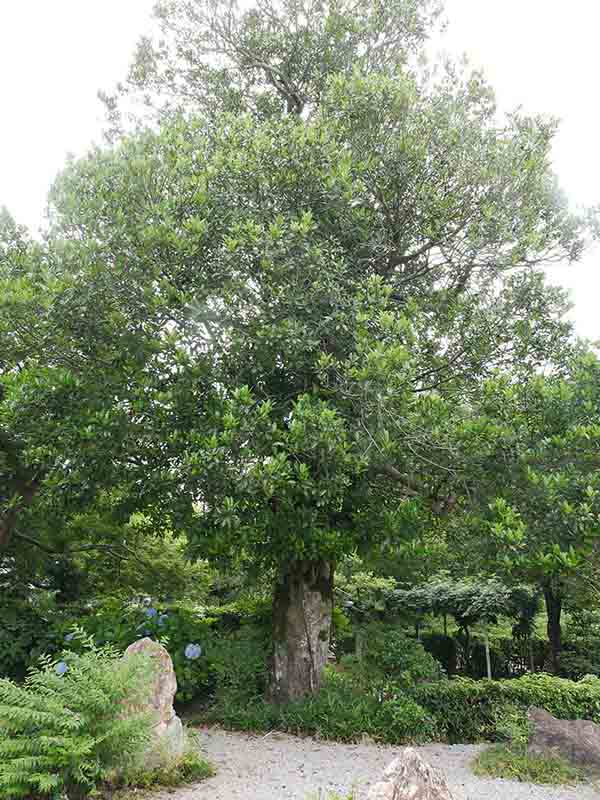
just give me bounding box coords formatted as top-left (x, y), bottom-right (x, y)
top-left (1, 0), bottom-right (590, 701)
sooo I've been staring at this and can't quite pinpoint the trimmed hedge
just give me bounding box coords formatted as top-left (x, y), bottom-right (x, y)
top-left (413, 674), bottom-right (600, 742)
top-left (206, 671), bottom-right (600, 746)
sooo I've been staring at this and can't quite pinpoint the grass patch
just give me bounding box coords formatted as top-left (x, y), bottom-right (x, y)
top-left (473, 743), bottom-right (584, 785)
top-left (114, 731), bottom-right (215, 795)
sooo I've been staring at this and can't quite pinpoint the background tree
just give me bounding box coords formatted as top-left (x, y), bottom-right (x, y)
top-left (452, 353), bottom-right (600, 673)
top-left (394, 576), bottom-right (538, 679)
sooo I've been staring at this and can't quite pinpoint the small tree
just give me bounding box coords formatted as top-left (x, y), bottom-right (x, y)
top-left (394, 577), bottom-right (538, 678)
top-left (335, 555), bottom-right (397, 659)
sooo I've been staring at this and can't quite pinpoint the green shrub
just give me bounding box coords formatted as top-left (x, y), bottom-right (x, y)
top-left (560, 610), bottom-right (600, 680)
top-left (149, 607), bottom-right (216, 703)
top-left (0, 598), bottom-right (56, 680)
top-left (473, 743), bottom-right (584, 785)
top-left (207, 596), bottom-right (272, 632)
top-left (58, 598), bottom-right (271, 704)
top-left (119, 730), bottom-right (214, 789)
top-left (202, 661), bottom-right (600, 746)
top-left (559, 650), bottom-right (600, 681)
top-left (420, 633), bottom-right (458, 676)
top-left (348, 624), bottom-right (444, 688)
top-left (331, 605), bottom-right (354, 657)
top-left (0, 638), bottom-right (153, 800)
top-left (207, 668), bottom-right (436, 745)
top-left (413, 673), bottom-right (600, 743)
top-left (209, 625), bottom-right (270, 704)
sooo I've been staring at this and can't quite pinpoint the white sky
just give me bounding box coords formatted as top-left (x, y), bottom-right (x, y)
top-left (0, 0), bottom-right (598, 339)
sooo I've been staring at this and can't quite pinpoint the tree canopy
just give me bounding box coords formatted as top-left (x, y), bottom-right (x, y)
top-left (1, 0), bottom-right (596, 700)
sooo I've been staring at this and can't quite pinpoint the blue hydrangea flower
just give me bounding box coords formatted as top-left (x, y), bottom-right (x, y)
top-left (145, 607), bottom-right (158, 618)
top-left (158, 614), bottom-right (169, 626)
top-left (184, 643), bottom-right (202, 660)
top-left (64, 633), bottom-right (75, 642)
top-left (55, 661), bottom-right (68, 676)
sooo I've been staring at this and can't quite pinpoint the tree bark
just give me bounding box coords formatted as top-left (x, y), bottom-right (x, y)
top-left (269, 559), bottom-right (333, 704)
top-left (543, 584), bottom-right (562, 674)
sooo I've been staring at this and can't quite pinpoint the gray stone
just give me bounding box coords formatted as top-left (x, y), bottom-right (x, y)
top-left (528, 707), bottom-right (600, 771)
top-left (367, 748), bottom-right (455, 800)
top-left (124, 637), bottom-right (185, 763)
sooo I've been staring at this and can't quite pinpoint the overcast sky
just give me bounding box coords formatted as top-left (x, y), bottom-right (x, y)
top-left (0, 1), bottom-right (597, 339)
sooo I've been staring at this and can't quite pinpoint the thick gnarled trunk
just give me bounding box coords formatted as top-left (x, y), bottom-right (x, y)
top-left (544, 584), bottom-right (562, 674)
top-left (269, 559), bottom-right (333, 704)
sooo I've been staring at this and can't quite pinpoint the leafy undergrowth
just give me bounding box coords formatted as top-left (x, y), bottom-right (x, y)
top-left (113, 733), bottom-right (215, 796)
top-left (473, 743), bottom-right (585, 785)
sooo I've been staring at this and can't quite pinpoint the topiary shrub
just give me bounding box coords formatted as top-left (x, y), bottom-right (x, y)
top-left (349, 624), bottom-right (444, 687)
top-left (0, 637), bottom-right (154, 800)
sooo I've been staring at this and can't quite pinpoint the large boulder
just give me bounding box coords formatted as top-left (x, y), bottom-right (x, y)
top-left (367, 748), bottom-right (454, 800)
top-left (124, 637), bottom-right (185, 763)
top-left (528, 707), bottom-right (600, 771)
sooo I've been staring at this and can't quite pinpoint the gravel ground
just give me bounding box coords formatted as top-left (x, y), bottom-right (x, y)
top-left (173, 727), bottom-right (600, 800)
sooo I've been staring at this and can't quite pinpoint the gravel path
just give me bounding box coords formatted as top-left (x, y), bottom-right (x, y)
top-left (176, 727), bottom-right (600, 800)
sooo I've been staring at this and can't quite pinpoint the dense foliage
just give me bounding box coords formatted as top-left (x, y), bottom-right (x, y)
top-left (202, 664), bottom-right (600, 746)
top-left (1, 0), bottom-right (599, 764)
top-left (0, 641), bottom-right (153, 800)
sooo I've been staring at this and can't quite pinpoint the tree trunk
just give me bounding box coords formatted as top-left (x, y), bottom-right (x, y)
top-left (543, 584), bottom-right (562, 674)
top-left (463, 626), bottom-right (471, 673)
top-left (528, 638), bottom-right (535, 674)
top-left (355, 627), bottom-right (365, 662)
top-left (483, 628), bottom-right (492, 680)
top-left (269, 559), bottom-right (333, 704)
